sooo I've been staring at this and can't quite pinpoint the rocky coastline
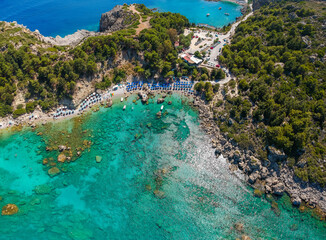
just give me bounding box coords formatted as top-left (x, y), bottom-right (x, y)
top-left (30, 4), bottom-right (135, 47)
top-left (192, 96), bottom-right (326, 218)
top-left (1, 80), bottom-right (325, 219)
top-left (2, 1), bottom-right (325, 220)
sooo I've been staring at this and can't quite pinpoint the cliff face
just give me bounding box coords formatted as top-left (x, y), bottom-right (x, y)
top-left (99, 5), bottom-right (135, 32)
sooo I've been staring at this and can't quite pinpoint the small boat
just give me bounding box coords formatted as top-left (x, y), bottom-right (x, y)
top-left (219, 7), bottom-right (222, 10)
top-left (161, 105), bottom-right (164, 111)
top-left (121, 97), bottom-right (123, 102)
top-left (123, 105), bottom-right (126, 110)
top-left (206, 13), bottom-right (210, 17)
top-left (225, 13), bottom-right (230, 16)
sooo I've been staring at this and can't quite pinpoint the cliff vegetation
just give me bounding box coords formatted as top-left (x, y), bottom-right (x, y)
top-left (218, 0), bottom-right (326, 186)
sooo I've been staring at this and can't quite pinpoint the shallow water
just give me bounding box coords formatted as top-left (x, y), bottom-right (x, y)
top-left (0, 94), bottom-right (325, 239)
top-left (0, 0), bottom-right (242, 37)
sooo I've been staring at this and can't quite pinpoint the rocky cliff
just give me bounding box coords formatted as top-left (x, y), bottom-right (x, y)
top-left (99, 5), bottom-right (136, 32)
top-left (39, 30), bottom-right (97, 46)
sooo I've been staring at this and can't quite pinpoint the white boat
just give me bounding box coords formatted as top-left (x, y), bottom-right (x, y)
top-left (206, 13), bottom-right (210, 17)
top-left (123, 105), bottom-right (126, 110)
top-left (121, 97), bottom-right (123, 102)
top-left (161, 105), bottom-right (164, 111)
top-left (225, 13), bottom-right (230, 16)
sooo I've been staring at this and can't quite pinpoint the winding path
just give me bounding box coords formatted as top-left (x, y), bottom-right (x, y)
top-left (129, 5), bottom-right (151, 35)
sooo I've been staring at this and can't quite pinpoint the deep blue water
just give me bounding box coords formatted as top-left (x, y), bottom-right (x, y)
top-left (0, 0), bottom-right (242, 37)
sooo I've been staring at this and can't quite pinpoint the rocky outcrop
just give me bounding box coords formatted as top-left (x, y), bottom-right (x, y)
top-left (267, 146), bottom-right (287, 162)
top-left (2, 204), bottom-right (19, 215)
top-left (100, 5), bottom-right (135, 32)
top-left (193, 96), bottom-right (326, 214)
top-left (39, 30), bottom-right (97, 46)
top-left (48, 167), bottom-right (60, 177)
top-left (57, 153), bottom-right (67, 163)
top-left (58, 145), bottom-right (67, 152)
top-left (106, 99), bottom-right (113, 108)
top-left (138, 92), bottom-right (148, 103)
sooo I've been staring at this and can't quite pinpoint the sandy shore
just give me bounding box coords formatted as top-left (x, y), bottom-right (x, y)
top-left (0, 83), bottom-right (196, 132)
top-left (0, 86), bottom-right (127, 131)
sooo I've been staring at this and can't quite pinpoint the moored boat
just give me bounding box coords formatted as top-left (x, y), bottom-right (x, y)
top-left (161, 105), bottom-right (164, 111)
top-left (206, 13), bottom-right (210, 17)
top-left (121, 97), bottom-right (123, 102)
top-left (123, 105), bottom-right (126, 110)
top-left (225, 13), bottom-right (230, 16)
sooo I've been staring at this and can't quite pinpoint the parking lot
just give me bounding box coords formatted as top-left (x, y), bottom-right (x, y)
top-left (183, 28), bottom-right (230, 69)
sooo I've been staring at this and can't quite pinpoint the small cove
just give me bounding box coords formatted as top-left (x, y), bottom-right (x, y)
top-left (0, 94), bottom-right (325, 239)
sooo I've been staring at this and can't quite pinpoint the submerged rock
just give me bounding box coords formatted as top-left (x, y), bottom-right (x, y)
top-left (34, 184), bottom-right (52, 195)
top-left (153, 190), bottom-right (165, 199)
top-left (2, 204), bottom-right (19, 215)
top-left (241, 235), bottom-right (252, 240)
top-left (96, 156), bottom-right (102, 163)
top-left (254, 189), bottom-right (263, 198)
top-left (156, 111), bottom-right (162, 118)
top-left (157, 98), bottom-right (165, 104)
top-left (57, 153), bottom-right (67, 163)
top-left (48, 167), bottom-right (60, 177)
top-left (68, 228), bottom-right (93, 240)
top-left (42, 158), bottom-right (48, 165)
top-left (30, 198), bottom-right (41, 205)
top-left (234, 222), bottom-right (244, 232)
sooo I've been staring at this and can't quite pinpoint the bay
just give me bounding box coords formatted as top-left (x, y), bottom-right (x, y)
top-left (0, 0), bottom-right (242, 37)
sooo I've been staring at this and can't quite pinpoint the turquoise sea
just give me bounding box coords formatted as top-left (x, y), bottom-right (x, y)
top-left (0, 0), bottom-right (242, 37)
top-left (0, 94), bottom-right (325, 239)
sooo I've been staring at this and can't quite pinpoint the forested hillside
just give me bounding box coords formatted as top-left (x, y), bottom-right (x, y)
top-left (219, 1), bottom-right (326, 186)
top-left (0, 4), bottom-right (192, 118)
